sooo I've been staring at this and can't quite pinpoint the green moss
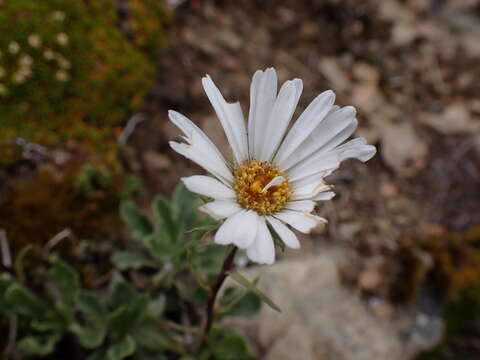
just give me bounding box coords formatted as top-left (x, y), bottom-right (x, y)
top-left (0, 0), bottom-right (166, 149)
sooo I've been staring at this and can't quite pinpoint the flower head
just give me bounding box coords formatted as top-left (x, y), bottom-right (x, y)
top-left (169, 68), bottom-right (376, 265)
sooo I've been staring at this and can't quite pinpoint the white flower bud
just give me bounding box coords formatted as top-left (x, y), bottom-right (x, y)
top-left (56, 33), bottom-right (69, 46)
top-left (51, 10), bottom-right (65, 22)
top-left (0, 84), bottom-right (8, 96)
top-left (55, 70), bottom-right (69, 82)
top-left (43, 49), bottom-right (55, 60)
top-left (28, 34), bottom-right (42, 48)
top-left (8, 42), bottom-right (20, 54)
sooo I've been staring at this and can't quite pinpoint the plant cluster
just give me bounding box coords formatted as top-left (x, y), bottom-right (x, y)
top-left (0, 0), bottom-right (166, 149)
top-left (1, 186), bottom-right (267, 359)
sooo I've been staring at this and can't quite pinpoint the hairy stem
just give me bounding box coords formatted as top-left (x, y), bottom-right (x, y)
top-left (202, 246), bottom-right (238, 339)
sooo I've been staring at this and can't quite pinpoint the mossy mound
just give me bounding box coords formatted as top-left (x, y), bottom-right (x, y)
top-left (0, 0), bottom-right (166, 149)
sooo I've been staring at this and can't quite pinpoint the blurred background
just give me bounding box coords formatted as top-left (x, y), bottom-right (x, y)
top-left (1, 0), bottom-right (480, 359)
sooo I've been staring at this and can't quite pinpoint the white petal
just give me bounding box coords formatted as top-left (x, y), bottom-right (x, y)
top-left (202, 76), bottom-right (249, 163)
top-left (267, 216), bottom-right (300, 249)
top-left (274, 210), bottom-right (327, 234)
top-left (320, 118), bottom-right (359, 153)
top-left (274, 90), bottom-right (335, 167)
top-left (214, 210), bottom-right (259, 249)
top-left (198, 200), bottom-right (241, 220)
top-left (262, 176), bottom-right (285, 192)
top-left (291, 180), bottom-right (332, 201)
top-left (182, 176), bottom-right (235, 200)
top-left (335, 138), bottom-right (377, 162)
top-left (245, 239), bottom-right (261, 263)
top-left (287, 137), bottom-right (375, 186)
top-left (312, 191), bottom-right (336, 201)
top-left (278, 106), bottom-right (357, 171)
top-left (285, 200), bottom-right (315, 212)
top-left (168, 111), bottom-right (233, 184)
top-left (287, 151), bottom-right (340, 182)
top-left (260, 79), bottom-right (302, 162)
top-left (246, 216), bottom-right (275, 264)
top-left (248, 68), bottom-right (278, 159)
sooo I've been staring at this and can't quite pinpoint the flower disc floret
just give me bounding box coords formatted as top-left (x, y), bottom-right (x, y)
top-left (233, 159), bottom-right (291, 215)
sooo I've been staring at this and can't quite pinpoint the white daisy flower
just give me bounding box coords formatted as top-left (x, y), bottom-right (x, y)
top-left (169, 67), bottom-right (376, 265)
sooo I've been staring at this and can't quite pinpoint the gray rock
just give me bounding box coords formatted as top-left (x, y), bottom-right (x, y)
top-left (226, 249), bottom-right (442, 360)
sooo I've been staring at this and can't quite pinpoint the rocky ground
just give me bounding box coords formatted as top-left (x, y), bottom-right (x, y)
top-left (121, 0), bottom-right (480, 358)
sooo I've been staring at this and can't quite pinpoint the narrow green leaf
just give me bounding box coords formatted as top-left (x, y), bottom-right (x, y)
top-left (107, 335), bottom-right (136, 360)
top-left (120, 201), bottom-right (153, 240)
top-left (5, 283), bottom-right (48, 318)
top-left (0, 274), bottom-right (14, 313)
top-left (152, 195), bottom-right (178, 242)
top-left (17, 333), bottom-right (61, 356)
top-left (71, 323), bottom-right (106, 349)
top-left (49, 256), bottom-right (80, 321)
top-left (31, 318), bottom-right (64, 332)
top-left (112, 251), bottom-right (156, 270)
top-left (14, 244), bottom-right (33, 283)
top-left (133, 321), bottom-right (183, 353)
top-left (49, 256), bottom-right (80, 298)
top-left (227, 271), bottom-right (281, 312)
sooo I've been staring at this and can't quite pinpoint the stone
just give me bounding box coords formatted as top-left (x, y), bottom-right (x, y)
top-left (380, 122), bottom-right (427, 177)
top-left (226, 248), bottom-right (442, 360)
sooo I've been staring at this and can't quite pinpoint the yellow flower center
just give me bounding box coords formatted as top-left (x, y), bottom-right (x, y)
top-left (233, 159), bottom-right (292, 215)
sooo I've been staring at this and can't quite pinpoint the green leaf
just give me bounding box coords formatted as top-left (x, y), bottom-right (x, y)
top-left (17, 333), bottom-right (61, 356)
top-left (31, 318), bottom-right (64, 332)
top-left (108, 295), bottom-right (149, 340)
top-left (152, 195), bottom-right (178, 242)
top-left (87, 350), bottom-right (106, 360)
top-left (110, 274), bottom-right (137, 309)
top-left (211, 332), bottom-right (251, 360)
top-left (194, 245), bottom-right (227, 275)
top-left (172, 184), bottom-right (201, 231)
top-left (133, 320), bottom-right (182, 353)
top-left (5, 283), bottom-right (48, 318)
top-left (107, 335), bottom-right (136, 360)
top-left (76, 290), bottom-right (107, 323)
top-left (14, 244), bottom-right (33, 283)
top-left (49, 256), bottom-right (80, 321)
top-left (72, 291), bottom-right (107, 348)
top-left (120, 201), bottom-right (153, 240)
top-left (108, 306), bottom-right (130, 339)
top-left (220, 288), bottom-right (262, 318)
top-left (0, 274), bottom-right (14, 313)
top-left (71, 323), bottom-right (106, 349)
top-left (228, 271), bottom-right (281, 312)
top-left (146, 295), bottom-right (166, 318)
top-left (112, 251), bottom-right (156, 270)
